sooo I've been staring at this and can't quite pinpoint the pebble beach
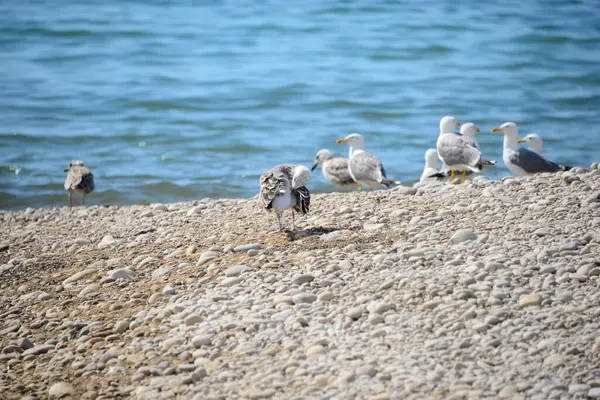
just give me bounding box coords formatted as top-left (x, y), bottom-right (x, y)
top-left (1, 166), bottom-right (600, 399)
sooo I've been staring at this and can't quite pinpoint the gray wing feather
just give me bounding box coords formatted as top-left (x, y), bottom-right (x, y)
top-left (350, 152), bottom-right (385, 182)
top-left (325, 157), bottom-right (356, 185)
top-left (437, 133), bottom-right (481, 168)
top-left (510, 148), bottom-right (564, 174)
top-left (65, 166), bottom-right (94, 194)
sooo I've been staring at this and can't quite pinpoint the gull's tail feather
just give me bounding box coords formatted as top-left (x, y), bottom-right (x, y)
top-left (293, 186), bottom-right (310, 214)
top-left (561, 164), bottom-right (572, 171)
top-left (481, 159), bottom-right (497, 166)
top-left (381, 178), bottom-right (401, 188)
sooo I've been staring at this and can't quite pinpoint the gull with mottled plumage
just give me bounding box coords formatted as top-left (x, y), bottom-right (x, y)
top-left (336, 133), bottom-right (399, 191)
top-left (259, 164), bottom-right (310, 231)
top-left (492, 122), bottom-right (571, 176)
top-left (64, 160), bottom-right (94, 207)
top-left (517, 133), bottom-right (543, 154)
top-left (311, 149), bottom-right (359, 190)
top-left (460, 122), bottom-right (497, 166)
top-left (436, 116), bottom-right (484, 183)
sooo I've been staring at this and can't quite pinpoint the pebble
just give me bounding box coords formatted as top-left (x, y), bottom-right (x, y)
top-left (291, 273), bottom-right (314, 285)
top-left (451, 229), bottom-right (477, 243)
top-left (221, 277), bottom-right (243, 287)
top-left (17, 338), bottom-right (34, 350)
top-left (97, 235), bottom-right (118, 249)
top-left (78, 284), bottom-right (100, 297)
top-left (292, 292), bottom-right (317, 304)
top-left (49, 382), bottom-right (75, 398)
top-left (306, 344), bottom-right (326, 356)
top-left (162, 284), bottom-right (175, 295)
top-left (233, 243), bottom-right (261, 252)
top-left (151, 268), bottom-right (171, 279)
top-left (108, 268), bottom-right (134, 281)
top-left (346, 306), bottom-right (363, 320)
top-left (184, 314), bottom-right (202, 326)
top-left (113, 320), bottom-right (130, 334)
top-left (225, 265), bottom-right (247, 277)
top-left (520, 293), bottom-right (542, 308)
top-left (589, 388), bottom-right (600, 398)
top-left (192, 335), bottom-right (212, 348)
top-left (197, 251), bottom-right (218, 266)
top-left (63, 268), bottom-right (97, 285)
top-left (22, 344), bottom-right (55, 356)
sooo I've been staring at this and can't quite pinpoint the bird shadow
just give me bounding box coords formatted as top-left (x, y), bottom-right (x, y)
top-left (285, 226), bottom-right (338, 241)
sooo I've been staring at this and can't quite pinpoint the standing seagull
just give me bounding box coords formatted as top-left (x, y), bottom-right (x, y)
top-left (460, 122), bottom-right (497, 166)
top-left (259, 164), bottom-right (310, 231)
top-left (336, 133), bottom-right (399, 191)
top-left (420, 148), bottom-right (447, 183)
top-left (311, 149), bottom-right (360, 191)
top-left (64, 160), bottom-right (94, 207)
top-left (517, 133), bottom-right (543, 154)
top-left (436, 117), bottom-right (483, 183)
top-left (492, 122), bottom-right (571, 176)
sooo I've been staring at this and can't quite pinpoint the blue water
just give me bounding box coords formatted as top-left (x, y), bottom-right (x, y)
top-left (1, 0), bottom-right (599, 210)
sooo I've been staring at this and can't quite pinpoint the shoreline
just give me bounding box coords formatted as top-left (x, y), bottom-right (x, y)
top-left (1, 166), bottom-right (600, 399)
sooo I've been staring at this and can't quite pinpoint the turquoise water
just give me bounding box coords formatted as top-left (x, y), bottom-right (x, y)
top-left (1, 1), bottom-right (599, 210)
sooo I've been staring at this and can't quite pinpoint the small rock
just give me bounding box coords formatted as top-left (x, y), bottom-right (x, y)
top-left (97, 235), bottom-right (118, 249)
top-left (539, 266), bottom-right (556, 274)
top-left (589, 388), bottom-right (600, 398)
top-left (291, 273), bottom-right (314, 285)
top-left (222, 277), bottom-right (243, 287)
top-left (113, 320), bottom-right (130, 334)
top-left (78, 284), bottom-right (100, 297)
top-left (108, 268), bottom-right (134, 281)
top-left (17, 338), bottom-right (34, 350)
top-left (318, 291), bottom-right (334, 302)
top-left (23, 344), bottom-right (55, 356)
top-left (520, 293), bottom-right (542, 308)
top-left (451, 229), bottom-right (477, 244)
top-left (292, 292), bottom-right (317, 304)
top-left (184, 314), bottom-right (202, 326)
top-left (233, 243), bottom-right (261, 253)
top-left (151, 268), bottom-right (171, 279)
top-left (162, 284), bottom-right (175, 295)
top-left (49, 382), bottom-right (75, 398)
top-left (225, 265), bottom-right (247, 277)
top-left (346, 306), bottom-right (363, 320)
top-left (197, 251), bottom-right (218, 266)
top-left (192, 335), bottom-right (212, 348)
top-left (306, 345), bottom-right (326, 356)
top-left (63, 268), bottom-right (97, 285)
top-left (153, 204), bottom-right (168, 212)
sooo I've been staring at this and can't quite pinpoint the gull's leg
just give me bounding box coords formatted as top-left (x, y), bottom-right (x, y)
top-left (450, 170), bottom-right (456, 181)
top-left (68, 193), bottom-right (72, 208)
top-left (82, 194), bottom-right (86, 206)
top-left (368, 186), bottom-right (373, 192)
top-left (358, 186), bottom-right (363, 192)
top-left (291, 210), bottom-right (296, 231)
top-left (276, 211), bottom-right (283, 232)
top-left (461, 171), bottom-right (467, 183)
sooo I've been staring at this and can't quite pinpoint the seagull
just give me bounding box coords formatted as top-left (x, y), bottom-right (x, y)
top-left (259, 164), bottom-right (310, 231)
top-left (311, 149), bottom-right (360, 191)
top-left (64, 160), bottom-right (95, 207)
top-left (420, 148), bottom-right (447, 183)
top-left (436, 117), bottom-right (483, 183)
top-left (460, 122), bottom-right (497, 166)
top-left (492, 122), bottom-right (571, 176)
top-left (336, 133), bottom-right (399, 191)
top-left (517, 133), bottom-right (543, 154)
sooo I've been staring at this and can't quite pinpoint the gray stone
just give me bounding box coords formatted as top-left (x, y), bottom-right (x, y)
top-left (184, 314), bottom-right (202, 326)
top-left (225, 265), bottom-right (247, 277)
top-left (291, 273), bottom-right (314, 285)
top-left (63, 268), bottom-right (97, 285)
top-left (78, 284), bottom-right (100, 297)
top-left (17, 338), bottom-right (34, 350)
top-left (113, 320), bottom-right (130, 334)
top-left (108, 268), bottom-right (134, 281)
top-left (49, 382), bottom-right (75, 398)
top-left (151, 268), bottom-right (171, 279)
top-left (451, 229), bottom-right (477, 244)
top-left (23, 344), bottom-right (55, 356)
top-left (233, 243), bottom-right (261, 252)
top-left (346, 307), bottom-right (363, 320)
top-left (292, 292), bottom-right (317, 304)
top-left (192, 335), bottom-right (212, 348)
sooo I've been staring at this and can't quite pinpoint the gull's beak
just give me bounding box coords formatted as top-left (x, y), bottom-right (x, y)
top-left (475, 127), bottom-right (481, 133)
top-left (311, 162), bottom-right (318, 171)
top-left (336, 138), bottom-right (347, 144)
top-left (517, 138), bottom-right (526, 143)
top-left (455, 121), bottom-right (461, 127)
top-left (492, 127), bottom-right (501, 133)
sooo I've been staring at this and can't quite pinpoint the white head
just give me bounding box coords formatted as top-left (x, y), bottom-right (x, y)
top-left (424, 148), bottom-right (439, 168)
top-left (312, 149), bottom-right (334, 171)
top-left (65, 160), bottom-right (85, 172)
top-left (517, 133), bottom-right (543, 153)
top-left (492, 122), bottom-right (518, 137)
top-left (459, 122), bottom-right (480, 138)
top-left (336, 133), bottom-right (364, 149)
top-left (292, 165), bottom-right (310, 189)
top-left (439, 116), bottom-right (461, 134)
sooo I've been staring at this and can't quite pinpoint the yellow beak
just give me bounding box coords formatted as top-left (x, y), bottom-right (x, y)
top-left (336, 138), bottom-right (347, 144)
top-left (456, 121), bottom-right (461, 127)
top-left (517, 138), bottom-right (526, 143)
top-left (492, 127), bottom-right (501, 132)
top-left (475, 127), bottom-right (481, 133)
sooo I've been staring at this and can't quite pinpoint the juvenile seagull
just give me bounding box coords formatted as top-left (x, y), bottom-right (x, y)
top-left (460, 122), bottom-right (497, 166)
top-left (436, 117), bottom-right (483, 182)
top-left (311, 149), bottom-right (360, 190)
top-left (64, 160), bottom-right (94, 207)
top-left (336, 133), bottom-right (399, 191)
top-left (492, 122), bottom-right (571, 176)
top-left (517, 133), bottom-right (543, 154)
top-left (259, 164), bottom-right (310, 231)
